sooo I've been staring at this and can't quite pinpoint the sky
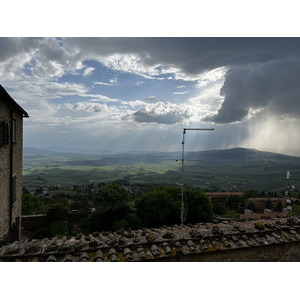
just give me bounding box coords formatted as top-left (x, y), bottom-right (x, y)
top-left (1, 36), bottom-right (300, 155)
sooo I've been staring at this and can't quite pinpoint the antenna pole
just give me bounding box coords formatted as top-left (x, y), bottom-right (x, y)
top-left (286, 171), bottom-right (295, 216)
top-left (180, 127), bottom-right (214, 225)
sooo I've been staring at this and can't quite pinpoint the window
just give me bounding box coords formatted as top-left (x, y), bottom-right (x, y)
top-left (0, 120), bottom-right (9, 146)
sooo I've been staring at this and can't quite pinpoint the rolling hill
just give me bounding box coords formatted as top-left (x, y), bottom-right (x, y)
top-left (22, 147), bottom-right (300, 192)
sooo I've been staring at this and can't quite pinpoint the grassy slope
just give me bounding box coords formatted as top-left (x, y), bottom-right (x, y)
top-left (22, 148), bottom-right (300, 192)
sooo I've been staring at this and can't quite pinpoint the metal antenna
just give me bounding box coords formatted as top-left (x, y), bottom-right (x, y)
top-left (286, 171), bottom-right (295, 216)
top-left (179, 127), bottom-right (214, 225)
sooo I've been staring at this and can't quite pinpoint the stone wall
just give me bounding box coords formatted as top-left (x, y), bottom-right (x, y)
top-left (0, 101), bottom-right (23, 239)
top-left (19, 212), bottom-right (90, 241)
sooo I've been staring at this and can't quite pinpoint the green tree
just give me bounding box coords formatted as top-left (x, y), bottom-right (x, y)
top-left (212, 197), bottom-right (226, 215)
top-left (46, 201), bottom-right (70, 221)
top-left (88, 183), bottom-right (135, 232)
top-left (93, 183), bottom-right (132, 212)
top-left (227, 195), bottom-right (245, 211)
top-left (135, 186), bottom-right (213, 227)
top-left (46, 200), bottom-right (70, 237)
top-left (22, 193), bottom-right (44, 215)
top-left (184, 189), bottom-right (213, 223)
top-left (135, 186), bottom-right (181, 228)
top-left (245, 189), bottom-right (259, 198)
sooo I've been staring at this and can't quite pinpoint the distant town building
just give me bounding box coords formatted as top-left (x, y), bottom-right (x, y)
top-left (246, 197), bottom-right (289, 211)
top-left (0, 85), bottom-right (28, 240)
top-left (206, 192), bottom-right (244, 200)
top-left (241, 208), bottom-right (289, 220)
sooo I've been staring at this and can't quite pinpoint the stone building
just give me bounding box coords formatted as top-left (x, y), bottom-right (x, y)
top-left (0, 85), bottom-right (29, 240)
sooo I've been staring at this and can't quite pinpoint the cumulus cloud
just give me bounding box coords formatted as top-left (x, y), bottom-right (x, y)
top-left (64, 102), bottom-right (109, 113)
top-left (173, 91), bottom-right (188, 95)
top-left (82, 67), bottom-right (95, 77)
top-left (95, 77), bottom-right (118, 86)
top-left (129, 102), bottom-right (194, 124)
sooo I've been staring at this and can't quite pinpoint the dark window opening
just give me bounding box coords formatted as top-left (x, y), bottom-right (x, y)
top-left (0, 120), bottom-right (10, 146)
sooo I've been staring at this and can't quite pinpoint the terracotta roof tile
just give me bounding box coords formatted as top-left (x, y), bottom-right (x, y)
top-left (1, 216), bottom-right (300, 262)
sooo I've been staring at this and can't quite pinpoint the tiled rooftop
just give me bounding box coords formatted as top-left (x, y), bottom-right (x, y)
top-left (1, 216), bottom-right (300, 262)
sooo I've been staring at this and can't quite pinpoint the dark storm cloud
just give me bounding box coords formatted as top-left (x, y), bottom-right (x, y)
top-left (64, 37), bottom-right (300, 74)
top-left (205, 57), bottom-right (300, 123)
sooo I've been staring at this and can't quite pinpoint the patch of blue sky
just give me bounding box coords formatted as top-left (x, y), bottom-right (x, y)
top-left (23, 62), bottom-right (33, 76)
top-left (49, 94), bottom-right (84, 105)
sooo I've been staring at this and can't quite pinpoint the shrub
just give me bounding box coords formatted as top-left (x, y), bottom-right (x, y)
top-left (112, 219), bottom-right (129, 232)
top-left (223, 210), bottom-right (240, 219)
top-left (22, 193), bottom-right (44, 215)
top-left (47, 202), bottom-right (69, 221)
top-left (185, 189), bottom-right (213, 223)
top-left (135, 186), bottom-right (213, 227)
top-left (93, 183), bottom-right (132, 213)
top-left (50, 220), bottom-right (69, 237)
top-left (135, 186), bottom-right (181, 228)
top-left (87, 205), bottom-right (134, 232)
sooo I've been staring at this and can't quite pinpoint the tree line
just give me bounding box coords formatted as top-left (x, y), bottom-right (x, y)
top-left (21, 183), bottom-right (300, 239)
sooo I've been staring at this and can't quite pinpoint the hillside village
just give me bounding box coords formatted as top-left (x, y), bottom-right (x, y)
top-left (1, 84), bottom-right (300, 261)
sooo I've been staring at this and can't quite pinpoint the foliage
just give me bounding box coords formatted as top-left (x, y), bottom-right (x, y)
top-left (93, 183), bottom-right (132, 213)
top-left (46, 202), bottom-right (69, 221)
top-left (227, 195), bottom-right (245, 211)
top-left (245, 190), bottom-right (259, 198)
top-left (184, 189), bottom-right (213, 223)
top-left (70, 199), bottom-right (92, 212)
top-left (70, 223), bottom-right (81, 235)
top-left (135, 186), bottom-right (213, 227)
top-left (22, 193), bottom-right (44, 215)
top-left (125, 213), bottom-right (141, 229)
top-left (292, 204), bottom-right (300, 216)
top-left (112, 219), bottom-right (129, 232)
top-left (135, 186), bottom-right (181, 228)
top-left (50, 220), bottom-right (69, 237)
top-left (87, 205), bottom-right (134, 232)
top-left (211, 196), bottom-right (227, 215)
top-left (27, 218), bottom-right (51, 239)
top-left (223, 210), bottom-right (240, 219)
top-left (87, 183), bottom-right (136, 232)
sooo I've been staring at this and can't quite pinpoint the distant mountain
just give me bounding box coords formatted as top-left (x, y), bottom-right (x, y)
top-left (183, 147), bottom-right (300, 162)
top-left (23, 147), bottom-right (56, 156)
top-left (23, 146), bottom-right (117, 156)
